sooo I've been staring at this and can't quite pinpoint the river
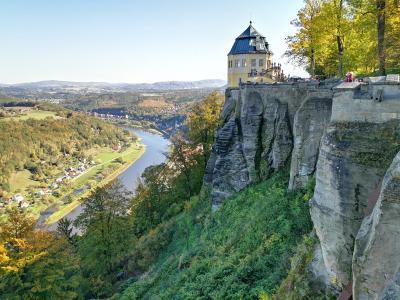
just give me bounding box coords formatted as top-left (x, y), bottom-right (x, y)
top-left (40, 128), bottom-right (170, 231)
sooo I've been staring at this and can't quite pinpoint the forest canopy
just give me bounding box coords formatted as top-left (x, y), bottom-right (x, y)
top-left (286, 0), bottom-right (400, 77)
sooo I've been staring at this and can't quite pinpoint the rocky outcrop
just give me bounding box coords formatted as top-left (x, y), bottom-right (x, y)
top-left (288, 93), bottom-right (332, 190)
top-left (310, 120), bottom-right (400, 289)
top-left (207, 89), bottom-right (294, 209)
top-left (205, 83), bottom-right (335, 209)
top-left (205, 80), bottom-right (400, 298)
top-left (353, 151), bottom-right (400, 299)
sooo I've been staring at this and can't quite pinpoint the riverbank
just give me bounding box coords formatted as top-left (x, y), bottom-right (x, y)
top-left (44, 141), bottom-right (146, 225)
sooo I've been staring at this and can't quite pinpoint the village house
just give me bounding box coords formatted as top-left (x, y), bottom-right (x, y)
top-left (19, 201), bottom-right (29, 209)
top-left (12, 193), bottom-right (24, 203)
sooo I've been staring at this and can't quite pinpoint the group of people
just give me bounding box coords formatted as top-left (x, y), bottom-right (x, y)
top-left (345, 71), bottom-right (354, 82)
top-left (311, 71), bottom-right (363, 84)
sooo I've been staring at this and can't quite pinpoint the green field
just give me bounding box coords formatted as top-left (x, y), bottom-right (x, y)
top-left (45, 142), bottom-right (146, 224)
top-left (4, 140), bottom-right (145, 224)
top-left (1, 110), bottom-right (60, 121)
top-left (9, 170), bottom-right (38, 193)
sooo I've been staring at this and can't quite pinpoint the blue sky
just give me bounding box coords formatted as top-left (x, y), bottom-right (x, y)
top-left (0, 0), bottom-right (307, 84)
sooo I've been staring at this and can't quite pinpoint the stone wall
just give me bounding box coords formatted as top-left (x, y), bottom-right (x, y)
top-left (331, 83), bottom-right (400, 123)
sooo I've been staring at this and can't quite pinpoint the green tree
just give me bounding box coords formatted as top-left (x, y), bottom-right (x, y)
top-left (186, 91), bottom-right (224, 169)
top-left (74, 181), bottom-right (133, 297)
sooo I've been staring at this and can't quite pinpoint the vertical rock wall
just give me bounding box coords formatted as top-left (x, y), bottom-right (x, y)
top-left (288, 92), bottom-right (333, 190)
top-left (310, 121), bottom-right (400, 288)
top-left (353, 151), bottom-right (400, 299)
top-left (204, 83), bottom-right (332, 210)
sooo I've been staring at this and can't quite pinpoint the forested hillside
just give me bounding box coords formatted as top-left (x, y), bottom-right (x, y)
top-left (0, 111), bottom-right (132, 191)
top-left (0, 105), bottom-right (138, 223)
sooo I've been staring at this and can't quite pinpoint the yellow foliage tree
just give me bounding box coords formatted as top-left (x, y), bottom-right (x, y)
top-left (286, 0), bottom-right (399, 77)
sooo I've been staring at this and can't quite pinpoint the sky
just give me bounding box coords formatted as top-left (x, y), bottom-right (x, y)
top-left (0, 0), bottom-right (308, 84)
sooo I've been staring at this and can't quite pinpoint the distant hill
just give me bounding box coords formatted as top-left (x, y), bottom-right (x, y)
top-left (0, 79), bottom-right (226, 95)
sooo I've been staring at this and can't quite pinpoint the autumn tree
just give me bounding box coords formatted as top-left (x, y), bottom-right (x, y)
top-left (186, 91), bottom-right (224, 168)
top-left (286, 0), bottom-right (326, 76)
top-left (287, 0), bottom-right (399, 77)
top-left (0, 208), bottom-right (83, 299)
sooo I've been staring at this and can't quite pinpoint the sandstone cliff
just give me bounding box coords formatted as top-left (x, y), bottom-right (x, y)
top-left (353, 151), bottom-right (400, 299)
top-left (204, 84), bottom-right (334, 209)
top-left (206, 79), bottom-right (400, 299)
top-left (310, 120), bottom-right (400, 288)
top-left (288, 92), bottom-right (332, 190)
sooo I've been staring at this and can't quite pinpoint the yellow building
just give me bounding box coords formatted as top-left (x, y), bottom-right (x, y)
top-left (228, 22), bottom-right (284, 88)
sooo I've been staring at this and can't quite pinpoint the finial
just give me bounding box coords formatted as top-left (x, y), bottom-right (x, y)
top-left (250, 20), bottom-right (252, 25)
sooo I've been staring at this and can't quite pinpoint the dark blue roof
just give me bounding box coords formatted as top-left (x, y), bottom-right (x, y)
top-left (228, 23), bottom-right (270, 55)
top-left (238, 23), bottom-right (265, 38)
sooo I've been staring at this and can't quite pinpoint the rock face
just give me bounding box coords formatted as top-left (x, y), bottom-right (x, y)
top-left (205, 80), bottom-right (400, 298)
top-left (207, 89), bottom-right (293, 208)
top-left (288, 93), bottom-right (333, 190)
top-left (310, 121), bottom-right (400, 288)
top-left (204, 83), bottom-right (337, 209)
top-left (353, 151), bottom-right (400, 299)
top-left (307, 82), bottom-right (400, 294)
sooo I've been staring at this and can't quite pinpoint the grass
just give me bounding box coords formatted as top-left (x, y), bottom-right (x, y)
top-left (45, 142), bottom-right (146, 224)
top-left (9, 170), bottom-right (38, 193)
top-left (1, 110), bottom-right (60, 121)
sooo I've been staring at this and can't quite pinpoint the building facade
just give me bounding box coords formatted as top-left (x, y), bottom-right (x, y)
top-left (227, 22), bottom-right (284, 88)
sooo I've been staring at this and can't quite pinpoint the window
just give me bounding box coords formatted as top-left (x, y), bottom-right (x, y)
top-left (229, 60), bottom-right (232, 68)
top-left (259, 59), bottom-right (264, 67)
top-left (234, 60), bottom-right (240, 68)
top-left (241, 59), bottom-right (247, 67)
top-left (251, 59), bottom-right (257, 67)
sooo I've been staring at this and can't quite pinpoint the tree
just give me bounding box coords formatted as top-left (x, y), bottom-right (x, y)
top-left (186, 91), bottom-right (224, 168)
top-left (286, 0), bottom-right (324, 76)
top-left (377, 0), bottom-right (386, 74)
top-left (74, 181), bottom-right (133, 297)
top-left (0, 208), bottom-right (83, 299)
top-left (57, 217), bottom-right (77, 246)
top-left (334, 0), bottom-right (346, 77)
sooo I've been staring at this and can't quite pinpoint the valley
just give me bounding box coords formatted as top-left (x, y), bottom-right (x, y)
top-left (0, 106), bottom-right (145, 224)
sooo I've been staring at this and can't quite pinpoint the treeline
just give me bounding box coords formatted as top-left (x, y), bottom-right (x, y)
top-left (0, 92), bottom-right (224, 299)
top-left (287, 0), bottom-right (400, 77)
top-left (0, 112), bottom-right (132, 193)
